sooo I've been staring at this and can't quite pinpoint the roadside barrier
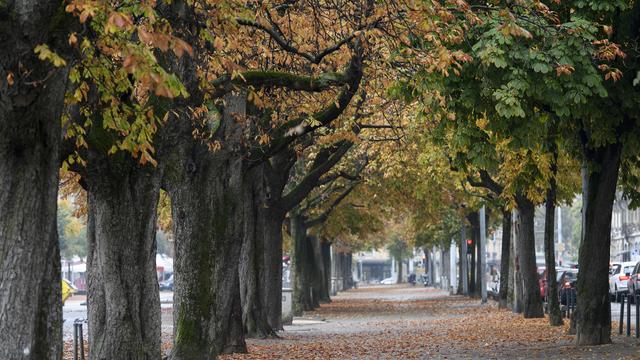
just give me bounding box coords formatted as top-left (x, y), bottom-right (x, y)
top-left (618, 293), bottom-right (640, 338)
top-left (73, 318), bottom-right (87, 360)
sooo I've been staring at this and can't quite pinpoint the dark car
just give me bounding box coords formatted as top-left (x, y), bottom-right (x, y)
top-left (159, 275), bottom-right (174, 291)
top-left (627, 262), bottom-right (640, 302)
top-left (557, 269), bottom-right (578, 305)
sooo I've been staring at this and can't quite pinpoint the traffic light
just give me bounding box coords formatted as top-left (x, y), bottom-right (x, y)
top-left (466, 239), bottom-right (473, 254)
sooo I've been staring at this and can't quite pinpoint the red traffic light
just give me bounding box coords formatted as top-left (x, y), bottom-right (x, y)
top-left (466, 239), bottom-right (473, 246)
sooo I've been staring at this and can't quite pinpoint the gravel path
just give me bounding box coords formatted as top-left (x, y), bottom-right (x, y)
top-left (222, 285), bottom-right (640, 360)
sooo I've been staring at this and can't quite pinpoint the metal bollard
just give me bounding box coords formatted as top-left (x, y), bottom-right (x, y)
top-left (636, 294), bottom-right (639, 338)
top-left (73, 318), bottom-right (86, 360)
top-left (620, 295), bottom-right (625, 335)
top-left (627, 294), bottom-right (631, 337)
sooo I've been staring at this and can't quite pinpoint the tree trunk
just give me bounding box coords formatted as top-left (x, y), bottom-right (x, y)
top-left (345, 253), bottom-right (353, 289)
top-left (0, 3), bottom-right (69, 354)
top-left (239, 167), bottom-right (276, 338)
top-left (0, 102), bottom-right (64, 359)
top-left (509, 212), bottom-right (521, 312)
top-left (291, 212), bottom-right (313, 315)
top-left (308, 236), bottom-right (326, 305)
top-left (323, 241), bottom-right (332, 299)
top-left (85, 161), bottom-right (162, 359)
top-left (498, 210), bottom-right (512, 309)
top-left (544, 154), bottom-right (563, 326)
top-left (467, 212), bottom-right (479, 297)
top-left (575, 143), bottom-right (621, 345)
top-left (515, 195), bottom-right (544, 318)
top-left (165, 96), bottom-right (247, 358)
top-left (261, 210), bottom-right (285, 330)
top-left (396, 255), bottom-right (403, 283)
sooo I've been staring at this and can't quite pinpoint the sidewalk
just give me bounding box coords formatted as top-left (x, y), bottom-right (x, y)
top-left (222, 285), bottom-right (640, 359)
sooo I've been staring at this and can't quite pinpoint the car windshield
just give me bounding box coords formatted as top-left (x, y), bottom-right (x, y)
top-left (623, 266), bottom-right (634, 275)
top-left (611, 265), bottom-right (621, 274)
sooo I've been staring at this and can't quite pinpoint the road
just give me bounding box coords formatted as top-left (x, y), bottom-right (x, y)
top-left (63, 291), bottom-right (174, 341)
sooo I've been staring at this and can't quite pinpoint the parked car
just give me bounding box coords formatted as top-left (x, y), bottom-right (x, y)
top-left (609, 261), bottom-right (635, 302)
top-left (380, 277), bottom-right (396, 285)
top-left (539, 267), bottom-right (569, 301)
top-left (159, 275), bottom-right (174, 291)
top-left (558, 269), bottom-right (578, 305)
top-left (626, 261), bottom-right (640, 302)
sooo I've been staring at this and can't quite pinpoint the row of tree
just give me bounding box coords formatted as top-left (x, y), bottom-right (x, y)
top-left (1, 0), bottom-right (639, 358)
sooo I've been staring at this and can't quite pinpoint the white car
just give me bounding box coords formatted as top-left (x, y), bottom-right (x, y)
top-left (380, 277), bottom-right (396, 285)
top-left (609, 261), bottom-right (636, 302)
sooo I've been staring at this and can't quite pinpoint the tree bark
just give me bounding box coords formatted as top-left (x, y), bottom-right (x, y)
top-left (498, 210), bottom-right (512, 308)
top-left (544, 153), bottom-right (563, 326)
top-left (85, 160), bottom-right (162, 359)
top-left (0, 2), bottom-right (70, 356)
top-left (467, 212), bottom-right (479, 297)
top-left (261, 209), bottom-right (286, 330)
top-left (239, 166), bottom-right (277, 338)
top-left (165, 96), bottom-right (247, 359)
top-left (575, 143), bottom-right (621, 345)
top-left (515, 195), bottom-right (544, 318)
top-left (396, 255), bottom-right (403, 284)
top-left (291, 211), bottom-right (314, 315)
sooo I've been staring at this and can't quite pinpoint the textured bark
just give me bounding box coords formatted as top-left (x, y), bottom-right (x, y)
top-left (498, 210), bottom-right (512, 309)
top-left (239, 166), bottom-right (277, 338)
top-left (165, 96), bottom-right (247, 359)
top-left (396, 255), bottom-right (403, 284)
top-left (309, 236), bottom-right (330, 304)
top-left (515, 195), bottom-right (544, 318)
top-left (544, 167), bottom-right (563, 326)
top-left (261, 210), bottom-right (286, 330)
top-left (0, 1), bottom-right (69, 357)
top-left (85, 160), bottom-right (161, 359)
top-left (291, 212), bottom-right (314, 315)
top-left (575, 143), bottom-right (621, 345)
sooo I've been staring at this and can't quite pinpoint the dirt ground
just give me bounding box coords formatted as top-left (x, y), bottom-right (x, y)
top-left (221, 285), bottom-right (640, 360)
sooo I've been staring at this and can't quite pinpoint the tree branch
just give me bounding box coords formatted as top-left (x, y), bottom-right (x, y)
top-left (211, 70), bottom-right (350, 97)
top-left (305, 181), bottom-right (360, 228)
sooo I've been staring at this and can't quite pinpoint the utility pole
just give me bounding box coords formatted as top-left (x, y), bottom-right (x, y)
top-left (461, 225), bottom-right (468, 295)
top-left (480, 205), bottom-right (487, 303)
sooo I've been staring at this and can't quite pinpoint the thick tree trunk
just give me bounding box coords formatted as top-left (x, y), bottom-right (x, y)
top-left (308, 236), bottom-right (325, 306)
top-left (239, 167), bottom-right (277, 338)
top-left (396, 256), bottom-right (403, 284)
top-left (165, 96), bottom-right (247, 358)
top-left (498, 210), bottom-right (512, 309)
top-left (575, 143), bottom-right (621, 345)
top-left (291, 212), bottom-right (314, 315)
top-left (0, 3), bottom-right (69, 354)
top-left (261, 210), bottom-right (285, 330)
top-left (0, 106), bottom-right (64, 359)
top-left (85, 161), bottom-right (161, 359)
top-left (515, 195), bottom-right (544, 318)
top-left (167, 155), bottom-right (246, 358)
top-left (544, 164), bottom-right (563, 326)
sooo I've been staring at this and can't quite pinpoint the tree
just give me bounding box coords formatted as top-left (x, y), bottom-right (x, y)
top-left (0, 1), bottom-right (74, 357)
